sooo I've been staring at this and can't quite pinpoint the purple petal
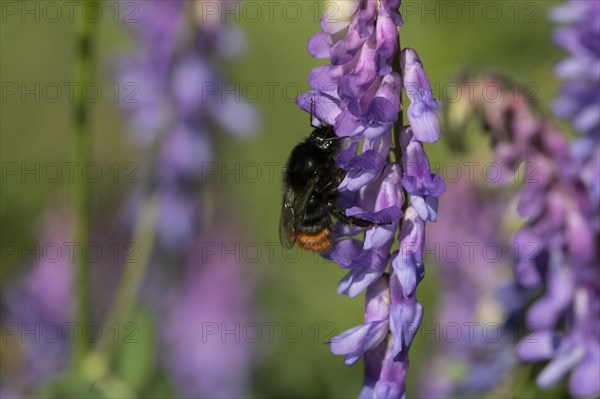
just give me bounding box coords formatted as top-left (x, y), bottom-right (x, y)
top-left (381, 0), bottom-right (404, 26)
top-left (338, 267), bottom-right (386, 298)
top-left (374, 9), bottom-right (399, 75)
top-left (401, 128), bottom-right (445, 197)
top-left (309, 65), bottom-right (344, 94)
top-left (401, 48), bottom-right (441, 142)
top-left (336, 109), bottom-right (363, 136)
top-left (336, 142), bottom-right (360, 168)
top-left (329, 239), bottom-right (364, 267)
top-left (363, 123), bottom-right (394, 140)
top-left (374, 338), bottom-right (408, 399)
top-left (393, 208), bottom-right (425, 296)
top-left (516, 331), bottom-right (558, 362)
top-left (330, 320), bottom-right (388, 365)
top-left (296, 91), bottom-right (343, 126)
top-left (515, 260), bottom-right (543, 288)
top-left (537, 344), bottom-right (586, 388)
top-left (410, 194), bottom-right (439, 222)
top-left (210, 98), bottom-right (260, 138)
top-left (364, 222), bottom-right (399, 250)
top-left (172, 56), bottom-right (211, 117)
top-left (389, 294), bottom-right (423, 360)
top-left (308, 32), bottom-right (334, 58)
top-left (331, 29), bottom-right (367, 65)
top-left (365, 275), bottom-right (391, 322)
top-left (569, 343), bottom-right (600, 398)
top-left (158, 124), bottom-right (213, 184)
top-left (353, 0), bottom-right (379, 37)
top-left (527, 265), bottom-right (575, 329)
top-left (365, 72), bottom-right (401, 122)
top-left (338, 35), bottom-right (378, 103)
top-left (374, 164), bottom-right (403, 209)
top-left (339, 150), bottom-right (388, 192)
top-left (359, 341), bottom-right (387, 399)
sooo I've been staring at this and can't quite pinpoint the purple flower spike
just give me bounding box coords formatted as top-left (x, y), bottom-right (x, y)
top-left (119, 0), bottom-right (259, 253)
top-left (164, 232), bottom-right (257, 398)
top-left (401, 49), bottom-right (441, 143)
top-left (298, 1), bottom-right (443, 397)
top-left (2, 209), bottom-right (73, 395)
top-left (447, 69), bottom-right (599, 398)
top-left (551, 0), bottom-right (600, 209)
top-left (415, 177), bottom-right (522, 398)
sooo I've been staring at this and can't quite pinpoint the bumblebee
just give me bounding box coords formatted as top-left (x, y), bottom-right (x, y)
top-left (279, 120), bottom-right (382, 253)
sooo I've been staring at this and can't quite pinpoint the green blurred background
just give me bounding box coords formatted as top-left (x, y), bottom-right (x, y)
top-left (1, 0), bottom-right (566, 397)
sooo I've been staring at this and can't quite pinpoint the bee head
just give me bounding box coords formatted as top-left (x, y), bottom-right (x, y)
top-left (309, 125), bottom-right (340, 152)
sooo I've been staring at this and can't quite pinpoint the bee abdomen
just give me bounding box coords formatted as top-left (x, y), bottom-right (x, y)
top-left (296, 228), bottom-right (333, 253)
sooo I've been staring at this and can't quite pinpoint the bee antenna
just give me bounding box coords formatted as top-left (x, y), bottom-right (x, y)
top-left (310, 98), bottom-right (319, 129)
top-left (325, 136), bottom-right (347, 142)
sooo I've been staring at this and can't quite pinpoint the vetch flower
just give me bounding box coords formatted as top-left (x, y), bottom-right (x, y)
top-left (550, 0), bottom-right (600, 207)
top-left (115, 2), bottom-right (261, 397)
top-left (163, 231), bottom-right (258, 398)
top-left (416, 178), bottom-right (522, 397)
top-left (446, 72), bottom-right (599, 398)
top-left (118, 0), bottom-right (259, 252)
top-left (296, 1), bottom-right (444, 396)
top-left (1, 210), bottom-right (73, 395)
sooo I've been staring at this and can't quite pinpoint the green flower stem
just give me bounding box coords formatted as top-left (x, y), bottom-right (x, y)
top-left (80, 191), bottom-right (158, 392)
top-left (392, 28), bottom-right (404, 164)
top-left (392, 29), bottom-right (409, 213)
top-left (96, 192), bottom-right (159, 359)
top-left (71, 0), bottom-right (97, 367)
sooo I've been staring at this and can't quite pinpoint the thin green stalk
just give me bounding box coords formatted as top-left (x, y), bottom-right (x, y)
top-left (392, 29), bottom-right (409, 213)
top-left (96, 192), bottom-right (158, 358)
top-left (80, 191), bottom-right (158, 387)
top-left (71, 0), bottom-right (97, 366)
top-left (392, 27), bottom-right (404, 164)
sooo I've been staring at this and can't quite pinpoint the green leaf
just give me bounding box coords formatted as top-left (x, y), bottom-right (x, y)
top-left (114, 306), bottom-right (156, 392)
top-left (36, 370), bottom-right (103, 399)
top-left (141, 370), bottom-right (177, 399)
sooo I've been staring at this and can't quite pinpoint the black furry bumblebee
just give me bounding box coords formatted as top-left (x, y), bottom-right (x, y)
top-left (279, 113), bottom-right (383, 253)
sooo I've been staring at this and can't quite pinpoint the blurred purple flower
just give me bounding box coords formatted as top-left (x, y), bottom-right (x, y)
top-left (296, 1), bottom-right (444, 396)
top-left (163, 232), bottom-right (258, 398)
top-left (118, 0), bottom-right (259, 252)
top-left (115, 1), bottom-right (261, 396)
top-left (1, 210), bottom-right (73, 395)
top-left (550, 0), bottom-right (600, 207)
top-left (416, 178), bottom-right (523, 397)
top-left (447, 73), bottom-right (599, 399)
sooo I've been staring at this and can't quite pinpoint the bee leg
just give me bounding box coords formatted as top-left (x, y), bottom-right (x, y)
top-left (330, 204), bottom-right (391, 227)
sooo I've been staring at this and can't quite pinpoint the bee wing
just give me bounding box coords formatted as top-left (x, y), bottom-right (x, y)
top-left (279, 187), bottom-right (298, 249)
top-left (279, 177), bottom-right (319, 249)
